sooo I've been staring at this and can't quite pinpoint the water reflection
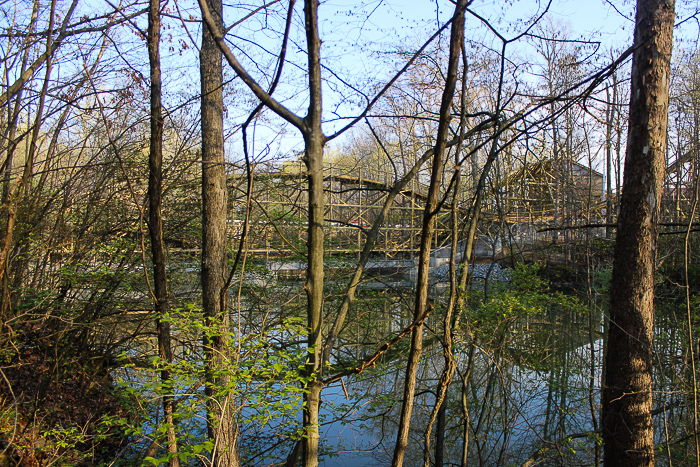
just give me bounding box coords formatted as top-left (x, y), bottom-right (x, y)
top-left (232, 269), bottom-right (695, 467)
top-left (322, 314), bottom-right (604, 466)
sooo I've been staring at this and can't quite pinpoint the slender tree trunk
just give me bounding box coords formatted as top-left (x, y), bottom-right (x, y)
top-left (301, 128), bottom-right (324, 467)
top-left (602, 0), bottom-right (675, 465)
top-left (0, 0), bottom-right (58, 323)
top-left (460, 342), bottom-right (476, 467)
top-left (614, 69), bottom-right (623, 214)
top-left (424, 69), bottom-right (470, 465)
top-left (323, 133), bottom-right (475, 368)
top-left (147, 0), bottom-right (179, 464)
top-left (301, 1), bottom-right (325, 466)
top-left (391, 2), bottom-right (467, 465)
top-left (200, 0), bottom-right (239, 463)
top-left (606, 86), bottom-right (614, 237)
top-left (423, 174), bottom-right (460, 467)
top-left (552, 108), bottom-right (560, 235)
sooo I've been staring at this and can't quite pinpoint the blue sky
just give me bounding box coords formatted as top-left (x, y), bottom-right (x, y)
top-left (144, 0), bottom-right (696, 162)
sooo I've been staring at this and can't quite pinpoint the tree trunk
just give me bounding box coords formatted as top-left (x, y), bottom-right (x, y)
top-left (301, 1), bottom-right (325, 465)
top-left (606, 85), bottom-right (614, 238)
top-left (200, 0), bottom-right (239, 463)
top-left (391, 1), bottom-right (467, 465)
top-left (602, 0), bottom-right (675, 465)
top-left (147, 0), bottom-right (179, 464)
top-left (614, 68), bottom-right (623, 215)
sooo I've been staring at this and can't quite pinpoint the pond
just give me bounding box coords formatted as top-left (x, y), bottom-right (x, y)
top-left (117, 264), bottom-right (696, 467)
top-left (290, 304), bottom-right (604, 466)
top-left (220, 267), bottom-right (604, 467)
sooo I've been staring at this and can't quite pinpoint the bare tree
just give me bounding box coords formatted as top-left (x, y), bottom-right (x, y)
top-left (391, 1), bottom-right (468, 465)
top-left (147, 0), bottom-right (179, 463)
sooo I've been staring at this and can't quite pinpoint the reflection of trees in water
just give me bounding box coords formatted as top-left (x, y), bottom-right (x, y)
top-left (230, 272), bottom-right (698, 466)
top-left (653, 304), bottom-right (698, 465)
top-left (323, 280), bottom-right (699, 467)
top-left (340, 296), bottom-right (606, 466)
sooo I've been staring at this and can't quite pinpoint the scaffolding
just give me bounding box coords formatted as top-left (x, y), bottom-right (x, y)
top-left (229, 162), bottom-right (443, 260)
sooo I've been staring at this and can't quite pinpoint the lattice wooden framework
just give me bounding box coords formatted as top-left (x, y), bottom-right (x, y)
top-left (229, 162), bottom-right (447, 259)
top-left (498, 159), bottom-right (605, 226)
top-left (227, 158), bottom-right (609, 260)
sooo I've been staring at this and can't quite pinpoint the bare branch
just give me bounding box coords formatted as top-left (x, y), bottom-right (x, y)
top-left (197, 0), bottom-right (305, 131)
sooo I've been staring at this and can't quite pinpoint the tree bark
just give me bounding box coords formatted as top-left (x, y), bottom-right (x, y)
top-left (602, 0), bottom-right (675, 465)
top-left (605, 85), bottom-right (614, 238)
top-left (147, 0), bottom-right (179, 464)
top-left (391, 1), bottom-right (467, 465)
top-left (200, 0), bottom-right (239, 463)
top-left (301, 1), bottom-right (324, 465)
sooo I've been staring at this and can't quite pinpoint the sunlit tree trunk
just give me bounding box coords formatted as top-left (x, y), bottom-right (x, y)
top-left (391, 1), bottom-right (467, 465)
top-left (602, 0), bottom-right (675, 464)
top-left (299, 2), bottom-right (325, 466)
top-left (606, 85), bottom-right (614, 237)
top-left (200, 0), bottom-right (240, 463)
top-left (147, 0), bottom-right (179, 464)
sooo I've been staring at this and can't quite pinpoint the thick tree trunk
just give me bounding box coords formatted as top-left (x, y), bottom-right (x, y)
top-left (602, 0), bottom-right (675, 465)
top-left (147, 0), bottom-right (179, 464)
top-left (200, 0), bottom-right (239, 464)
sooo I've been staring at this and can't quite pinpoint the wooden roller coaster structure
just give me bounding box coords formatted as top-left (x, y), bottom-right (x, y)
top-left (227, 159), bottom-right (610, 260)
